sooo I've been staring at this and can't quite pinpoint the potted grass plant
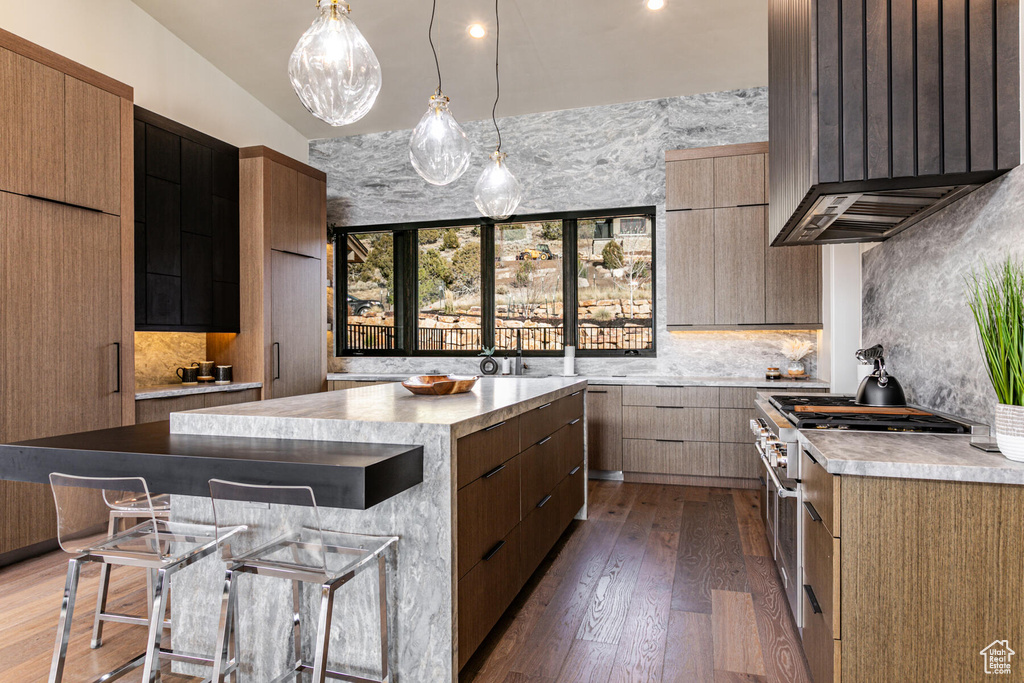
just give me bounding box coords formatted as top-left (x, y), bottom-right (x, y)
top-left (966, 259), bottom-right (1024, 461)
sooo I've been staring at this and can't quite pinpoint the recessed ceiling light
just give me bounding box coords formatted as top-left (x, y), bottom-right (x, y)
top-left (468, 23), bottom-right (486, 39)
top-left (647, 0), bottom-right (666, 9)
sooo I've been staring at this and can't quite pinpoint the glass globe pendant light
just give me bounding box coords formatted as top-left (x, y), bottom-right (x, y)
top-left (289, 0), bottom-right (382, 127)
top-left (409, 0), bottom-right (472, 185)
top-left (474, 0), bottom-right (523, 219)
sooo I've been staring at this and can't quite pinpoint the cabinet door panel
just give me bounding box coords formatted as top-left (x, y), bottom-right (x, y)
top-left (182, 232), bottom-right (213, 327)
top-left (666, 209), bottom-right (715, 325)
top-left (135, 394), bottom-right (206, 424)
top-left (666, 158), bottom-right (714, 210)
top-left (765, 224), bottom-right (821, 325)
top-left (146, 124), bottom-right (180, 183)
top-left (271, 250), bottom-right (323, 398)
top-left (147, 273), bottom-right (181, 326)
top-left (146, 176), bottom-right (181, 276)
top-left (295, 173), bottom-right (325, 259)
top-left (714, 154), bottom-right (765, 207)
top-left (64, 76), bottom-right (120, 214)
top-left (212, 197), bottom-right (240, 283)
top-left (181, 139), bottom-right (213, 236)
top-left (0, 48), bottom-right (65, 202)
top-left (714, 206), bottom-right (766, 325)
top-left (269, 162), bottom-right (299, 254)
top-left (586, 386), bottom-right (622, 471)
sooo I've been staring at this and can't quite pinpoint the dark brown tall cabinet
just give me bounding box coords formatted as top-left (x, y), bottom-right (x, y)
top-left (0, 29), bottom-right (135, 562)
top-left (208, 147), bottom-right (327, 400)
top-left (665, 142), bottom-right (822, 330)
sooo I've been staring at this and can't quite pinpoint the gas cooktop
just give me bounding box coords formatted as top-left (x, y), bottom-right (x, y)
top-left (768, 395), bottom-right (971, 433)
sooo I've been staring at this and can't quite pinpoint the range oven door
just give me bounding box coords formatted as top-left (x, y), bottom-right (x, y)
top-left (758, 441), bottom-right (802, 627)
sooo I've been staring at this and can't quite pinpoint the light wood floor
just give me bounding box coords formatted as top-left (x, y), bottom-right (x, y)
top-left (0, 482), bottom-right (808, 682)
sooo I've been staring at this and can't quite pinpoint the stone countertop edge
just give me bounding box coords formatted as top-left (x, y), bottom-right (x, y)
top-left (135, 382), bottom-right (263, 400)
top-left (327, 373), bottom-right (829, 389)
top-left (799, 430), bottom-right (1024, 485)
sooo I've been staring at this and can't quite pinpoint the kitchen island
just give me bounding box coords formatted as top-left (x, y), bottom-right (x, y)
top-left (168, 376), bottom-right (588, 682)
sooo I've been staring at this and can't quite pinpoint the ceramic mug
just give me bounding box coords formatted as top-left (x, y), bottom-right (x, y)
top-left (177, 363), bottom-right (200, 384)
top-left (214, 365), bottom-right (233, 384)
top-left (199, 360), bottom-right (215, 377)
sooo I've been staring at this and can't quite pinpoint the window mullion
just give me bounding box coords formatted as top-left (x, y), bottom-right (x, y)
top-left (563, 218), bottom-right (578, 348)
top-left (481, 223), bottom-right (495, 350)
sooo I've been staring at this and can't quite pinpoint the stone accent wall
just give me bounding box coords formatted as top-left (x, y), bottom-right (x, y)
top-left (134, 332), bottom-right (208, 387)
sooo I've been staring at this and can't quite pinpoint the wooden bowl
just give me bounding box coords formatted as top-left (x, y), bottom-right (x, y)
top-left (401, 375), bottom-right (479, 396)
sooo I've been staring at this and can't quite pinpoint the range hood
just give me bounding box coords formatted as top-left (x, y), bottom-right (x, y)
top-left (768, 0), bottom-right (1019, 246)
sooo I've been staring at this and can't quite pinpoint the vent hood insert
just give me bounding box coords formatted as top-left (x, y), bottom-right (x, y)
top-left (768, 0), bottom-right (1019, 246)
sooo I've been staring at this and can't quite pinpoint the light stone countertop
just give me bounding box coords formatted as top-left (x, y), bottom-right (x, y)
top-left (799, 429), bottom-right (1024, 485)
top-left (135, 382), bottom-right (263, 401)
top-left (172, 376), bottom-right (587, 440)
top-left (327, 372), bottom-right (829, 390)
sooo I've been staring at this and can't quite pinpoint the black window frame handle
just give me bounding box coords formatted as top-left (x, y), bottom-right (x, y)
top-left (804, 500), bottom-right (823, 523)
top-left (804, 584), bottom-right (823, 614)
top-left (482, 539), bottom-right (505, 562)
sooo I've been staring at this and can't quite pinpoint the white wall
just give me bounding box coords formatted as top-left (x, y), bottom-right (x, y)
top-left (0, 0), bottom-right (308, 161)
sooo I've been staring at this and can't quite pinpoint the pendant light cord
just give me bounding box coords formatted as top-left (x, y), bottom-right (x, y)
top-left (429, 0), bottom-right (442, 94)
top-left (492, 0), bottom-right (502, 152)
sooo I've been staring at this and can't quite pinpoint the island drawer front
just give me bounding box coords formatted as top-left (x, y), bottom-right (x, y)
top-left (802, 585), bottom-right (840, 683)
top-left (457, 455), bottom-right (521, 580)
top-left (719, 387), bottom-right (758, 408)
top-left (802, 449), bottom-right (839, 536)
top-left (719, 442), bottom-right (760, 479)
top-left (804, 504), bottom-right (841, 639)
top-left (520, 390), bottom-right (584, 449)
top-left (720, 408), bottom-right (756, 443)
top-left (521, 424), bottom-right (569, 515)
top-left (622, 439), bottom-right (720, 476)
top-left (621, 406), bottom-right (719, 441)
top-left (520, 482), bottom-right (565, 581)
top-left (456, 415), bottom-right (520, 490)
top-left (622, 386), bottom-right (719, 408)
top-left (458, 524), bottom-right (522, 670)
top-left (560, 460), bottom-right (585, 528)
top-left (560, 417), bottom-right (585, 477)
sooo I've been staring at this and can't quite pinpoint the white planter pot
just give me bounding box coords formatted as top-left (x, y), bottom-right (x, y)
top-left (995, 404), bottom-right (1024, 462)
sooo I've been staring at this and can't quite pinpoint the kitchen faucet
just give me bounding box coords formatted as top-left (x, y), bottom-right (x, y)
top-left (515, 333), bottom-right (528, 375)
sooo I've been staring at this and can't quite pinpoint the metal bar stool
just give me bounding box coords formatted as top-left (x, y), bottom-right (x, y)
top-left (92, 490), bottom-right (172, 648)
top-left (47, 473), bottom-right (243, 683)
top-left (208, 479), bottom-right (398, 683)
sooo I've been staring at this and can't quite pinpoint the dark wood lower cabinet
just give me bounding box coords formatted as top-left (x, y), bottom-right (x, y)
top-left (456, 393), bottom-right (585, 670)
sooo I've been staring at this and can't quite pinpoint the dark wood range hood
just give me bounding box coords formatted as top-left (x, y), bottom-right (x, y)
top-left (768, 0), bottom-right (1020, 245)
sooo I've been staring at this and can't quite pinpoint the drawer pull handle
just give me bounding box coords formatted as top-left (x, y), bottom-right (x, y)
top-left (588, 390), bottom-right (609, 394)
top-left (803, 501), bottom-right (822, 523)
top-left (655, 405), bottom-right (687, 410)
top-left (803, 584), bottom-right (823, 614)
top-left (804, 449), bottom-right (819, 464)
top-left (483, 464), bottom-right (506, 479)
top-left (537, 402), bottom-right (553, 410)
top-left (569, 466), bottom-right (581, 475)
top-left (537, 494), bottom-right (552, 508)
top-left (571, 390), bottom-right (582, 396)
top-left (482, 540), bottom-right (505, 562)
top-left (569, 418), bottom-right (581, 425)
top-left (656, 439), bottom-right (684, 443)
top-left (484, 421), bottom-right (507, 432)
top-left (538, 435), bottom-right (553, 446)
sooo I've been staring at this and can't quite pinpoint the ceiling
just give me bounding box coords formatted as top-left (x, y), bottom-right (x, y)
top-left (130, 0), bottom-right (768, 140)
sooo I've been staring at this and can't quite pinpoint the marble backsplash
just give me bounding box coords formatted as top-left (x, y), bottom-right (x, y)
top-left (862, 165), bottom-right (1024, 425)
top-left (311, 88), bottom-right (822, 379)
top-left (135, 332), bottom-right (209, 386)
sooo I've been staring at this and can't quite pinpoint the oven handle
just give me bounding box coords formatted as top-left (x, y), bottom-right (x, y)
top-left (756, 442), bottom-right (797, 498)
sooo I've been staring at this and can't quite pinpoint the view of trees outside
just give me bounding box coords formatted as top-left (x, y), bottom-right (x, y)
top-left (346, 232), bottom-right (396, 350)
top-left (494, 222), bottom-right (564, 351)
top-left (577, 216), bottom-right (654, 350)
top-left (417, 226), bottom-right (482, 350)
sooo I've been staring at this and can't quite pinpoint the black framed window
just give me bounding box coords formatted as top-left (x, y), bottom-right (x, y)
top-left (335, 207), bottom-right (655, 357)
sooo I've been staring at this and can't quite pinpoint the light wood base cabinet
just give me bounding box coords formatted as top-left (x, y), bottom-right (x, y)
top-left (801, 450), bottom-right (1024, 682)
top-left (135, 388), bottom-right (261, 424)
top-left (585, 385), bottom-right (622, 471)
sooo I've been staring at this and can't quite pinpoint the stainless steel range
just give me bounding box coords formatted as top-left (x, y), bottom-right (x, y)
top-left (751, 392), bottom-right (984, 630)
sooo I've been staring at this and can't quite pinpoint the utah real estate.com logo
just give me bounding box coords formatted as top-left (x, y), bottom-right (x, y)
top-left (980, 640), bottom-right (1015, 675)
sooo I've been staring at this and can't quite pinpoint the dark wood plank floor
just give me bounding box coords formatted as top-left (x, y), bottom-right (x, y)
top-left (462, 481), bottom-right (811, 683)
top-left (0, 481), bottom-right (809, 683)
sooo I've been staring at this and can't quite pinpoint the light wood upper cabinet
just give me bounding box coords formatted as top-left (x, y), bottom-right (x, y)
top-left (766, 225), bottom-right (821, 326)
top-left (268, 160), bottom-right (299, 254)
top-left (713, 154), bottom-right (766, 207)
top-left (295, 171), bottom-right (326, 259)
top-left (0, 47), bottom-right (65, 203)
top-left (666, 209), bottom-right (716, 326)
top-left (64, 76), bottom-right (120, 214)
top-left (714, 206), bottom-right (766, 325)
top-left (665, 158), bottom-right (714, 210)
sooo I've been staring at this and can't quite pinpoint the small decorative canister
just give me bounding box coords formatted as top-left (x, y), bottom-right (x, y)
top-left (786, 359), bottom-right (806, 377)
top-left (766, 367), bottom-right (782, 380)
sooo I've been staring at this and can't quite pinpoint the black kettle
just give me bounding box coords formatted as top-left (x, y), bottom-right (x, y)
top-left (855, 344), bottom-right (907, 407)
